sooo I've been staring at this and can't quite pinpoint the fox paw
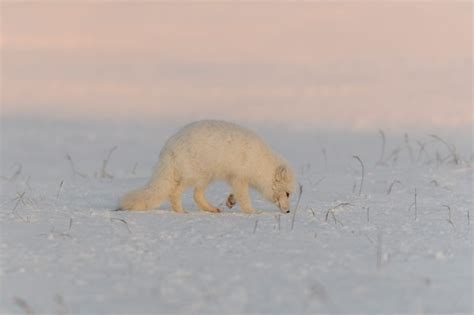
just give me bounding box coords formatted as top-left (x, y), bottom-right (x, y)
top-left (226, 194), bottom-right (237, 209)
top-left (203, 207), bottom-right (220, 213)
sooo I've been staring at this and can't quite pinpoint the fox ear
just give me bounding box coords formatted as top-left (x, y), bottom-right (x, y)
top-left (275, 165), bottom-right (288, 182)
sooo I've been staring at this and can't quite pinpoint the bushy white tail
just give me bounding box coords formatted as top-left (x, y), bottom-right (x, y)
top-left (119, 185), bottom-right (167, 211)
top-left (119, 156), bottom-right (175, 211)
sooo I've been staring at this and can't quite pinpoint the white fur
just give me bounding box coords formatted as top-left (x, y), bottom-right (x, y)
top-left (120, 120), bottom-right (296, 213)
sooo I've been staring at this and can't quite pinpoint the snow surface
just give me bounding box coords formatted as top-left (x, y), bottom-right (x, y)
top-left (1, 119), bottom-right (472, 314)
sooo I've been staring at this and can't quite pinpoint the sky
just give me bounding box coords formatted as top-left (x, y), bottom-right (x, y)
top-left (1, 2), bottom-right (472, 131)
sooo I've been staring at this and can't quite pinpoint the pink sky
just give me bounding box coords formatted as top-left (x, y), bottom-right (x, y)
top-left (1, 2), bottom-right (472, 130)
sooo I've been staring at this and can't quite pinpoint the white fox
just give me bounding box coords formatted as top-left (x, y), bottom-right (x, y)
top-left (119, 120), bottom-right (295, 214)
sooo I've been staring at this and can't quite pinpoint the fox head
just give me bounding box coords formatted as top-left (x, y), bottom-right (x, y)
top-left (270, 164), bottom-right (296, 213)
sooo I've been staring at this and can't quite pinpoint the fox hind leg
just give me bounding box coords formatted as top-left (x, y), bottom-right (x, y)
top-left (194, 186), bottom-right (221, 213)
top-left (170, 182), bottom-right (187, 213)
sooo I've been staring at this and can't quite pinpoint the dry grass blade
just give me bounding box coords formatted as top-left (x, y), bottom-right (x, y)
top-left (66, 154), bottom-right (74, 175)
top-left (429, 134), bottom-right (459, 165)
top-left (291, 183), bottom-right (303, 230)
top-left (131, 162), bottom-right (138, 175)
top-left (253, 219), bottom-right (259, 234)
top-left (408, 189), bottom-right (418, 220)
top-left (387, 180), bottom-right (401, 194)
top-left (467, 210), bottom-right (471, 235)
top-left (25, 176), bottom-right (32, 190)
top-left (376, 129), bottom-right (386, 166)
top-left (435, 150), bottom-right (442, 167)
top-left (55, 294), bottom-right (69, 315)
top-left (300, 162), bottom-right (311, 174)
top-left (100, 145), bottom-right (118, 179)
top-left (352, 156), bottom-right (364, 196)
top-left (274, 214), bottom-right (281, 231)
top-left (324, 202), bottom-right (350, 225)
top-left (110, 217), bottom-right (131, 233)
top-left (9, 163), bottom-right (22, 181)
top-left (321, 147), bottom-right (328, 170)
top-left (416, 141), bottom-right (432, 162)
top-left (11, 191), bottom-right (27, 213)
top-left (385, 148), bottom-right (401, 164)
top-left (430, 179), bottom-right (439, 187)
top-left (414, 188), bottom-right (418, 220)
top-left (330, 210), bottom-right (343, 226)
top-left (66, 154), bottom-right (87, 178)
top-left (442, 205), bottom-right (455, 228)
top-left (309, 176), bottom-right (325, 188)
top-left (364, 233), bottom-right (375, 244)
top-left (9, 191), bottom-right (30, 223)
top-left (105, 145), bottom-right (118, 162)
top-left (376, 232), bottom-right (383, 271)
top-left (56, 180), bottom-right (64, 200)
top-left (308, 280), bottom-right (338, 313)
top-left (404, 133), bottom-right (414, 162)
top-left (14, 297), bottom-right (34, 315)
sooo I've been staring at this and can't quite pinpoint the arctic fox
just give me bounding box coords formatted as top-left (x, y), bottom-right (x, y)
top-left (119, 120), bottom-right (295, 214)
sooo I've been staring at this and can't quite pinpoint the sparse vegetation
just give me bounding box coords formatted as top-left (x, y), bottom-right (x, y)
top-left (66, 154), bottom-right (87, 178)
top-left (376, 129), bottom-right (386, 166)
top-left (352, 155), bottom-right (364, 196)
top-left (56, 180), bottom-right (64, 200)
top-left (416, 140), bottom-right (432, 163)
top-left (10, 163), bottom-right (22, 181)
top-left (321, 147), bottom-right (328, 170)
top-left (429, 134), bottom-right (460, 165)
top-left (253, 219), bottom-right (259, 234)
top-left (99, 145), bottom-right (118, 179)
top-left (55, 294), bottom-right (69, 315)
top-left (404, 133), bottom-right (415, 163)
top-left (131, 162), bottom-right (138, 175)
top-left (408, 188), bottom-right (418, 221)
top-left (275, 214), bottom-right (281, 231)
top-left (14, 297), bottom-right (33, 315)
top-left (324, 202), bottom-right (350, 226)
top-left (376, 232), bottom-right (383, 271)
top-left (11, 191), bottom-right (26, 213)
top-left (442, 205), bottom-right (455, 228)
top-left (291, 183), bottom-right (303, 230)
top-left (387, 180), bottom-right (402, 194)
top-left (2, 125), bottom-right (471, 314)
top-left (110, 217), bottom-right (131, 233)
top-left (467, 210), bottom-right (471, 231)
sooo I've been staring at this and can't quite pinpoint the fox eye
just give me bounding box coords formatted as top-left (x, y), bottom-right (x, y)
top-left (286, 192), bottom-right (290, 197)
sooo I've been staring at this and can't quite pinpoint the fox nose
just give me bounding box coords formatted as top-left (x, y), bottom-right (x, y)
top-left (279, 204), bottom-right (290, 213)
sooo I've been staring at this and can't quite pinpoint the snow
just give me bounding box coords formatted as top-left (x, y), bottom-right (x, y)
top-left (1, 119), bottom-right (472, 314)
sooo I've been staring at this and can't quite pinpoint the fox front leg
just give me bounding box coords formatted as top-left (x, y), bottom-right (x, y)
top-left (230, 179), bottom-right (255, 214)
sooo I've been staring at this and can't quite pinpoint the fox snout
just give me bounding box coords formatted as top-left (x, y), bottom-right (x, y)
top-left (280, 206), bottom-right (290, 214)
top-left (277, 199), bottom-right (291, 214)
